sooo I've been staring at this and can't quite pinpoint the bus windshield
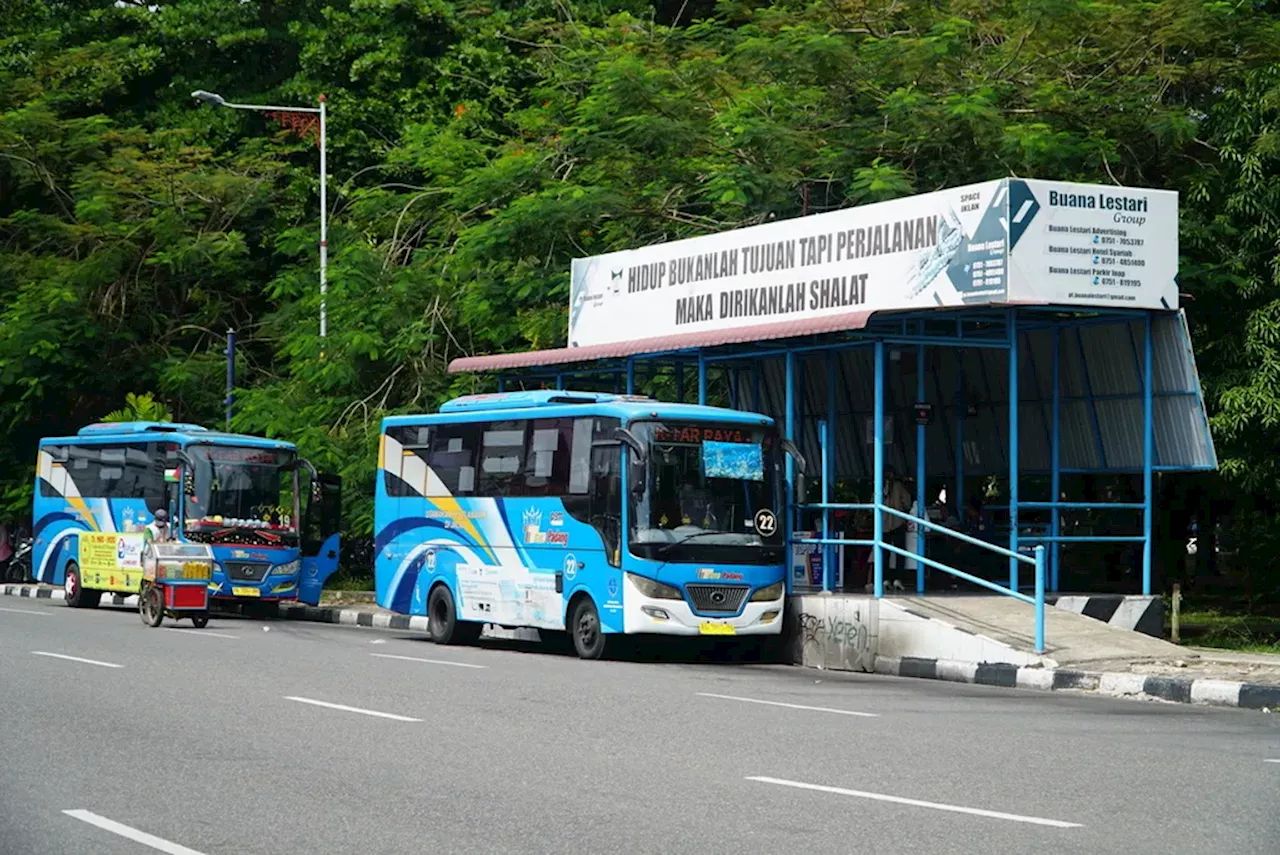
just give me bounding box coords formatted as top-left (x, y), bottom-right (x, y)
top-left (183, 445), bottom-right (299, 546)
top-left (628, 420), bottom-right (782, 565)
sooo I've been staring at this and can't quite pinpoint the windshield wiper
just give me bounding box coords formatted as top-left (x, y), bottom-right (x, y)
top-left (655, 530), bottom-right (757, 558)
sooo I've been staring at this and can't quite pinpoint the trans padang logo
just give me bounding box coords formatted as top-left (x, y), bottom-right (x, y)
top-left (522, 507), bottom-right (568, 547)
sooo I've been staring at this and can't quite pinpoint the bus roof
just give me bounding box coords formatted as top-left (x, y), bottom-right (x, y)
top-left (384, 390), bottom-right (775, 428)
top-left (39, 422), bottom-right (296, 449)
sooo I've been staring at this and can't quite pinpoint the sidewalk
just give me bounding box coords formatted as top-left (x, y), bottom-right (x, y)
top-left (5, 583), bottom-right (1277, 711)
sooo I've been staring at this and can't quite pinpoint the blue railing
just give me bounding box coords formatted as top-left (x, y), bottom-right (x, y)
top-left (793, 503), bottom-right (1048, 654)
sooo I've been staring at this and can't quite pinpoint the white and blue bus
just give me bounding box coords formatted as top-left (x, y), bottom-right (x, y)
top-left (375, 391), bottom-right (805, 659)
top-left (33, 421), bottom-right (342, 610)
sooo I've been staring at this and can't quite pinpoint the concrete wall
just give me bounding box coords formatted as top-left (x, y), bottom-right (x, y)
top-left (783, 594), bottom-right (1044, 672)
top-left (785, 594), bottom-right (878, 672)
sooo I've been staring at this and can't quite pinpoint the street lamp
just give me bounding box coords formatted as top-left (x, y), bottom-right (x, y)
top-left (192, 89), bottom-right (329, 339)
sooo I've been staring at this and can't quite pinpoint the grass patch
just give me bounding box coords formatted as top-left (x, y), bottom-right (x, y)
top-left (1170, 609), bottom-right (1280, 655)
top-left (326, 571), bottom-right (374, 592)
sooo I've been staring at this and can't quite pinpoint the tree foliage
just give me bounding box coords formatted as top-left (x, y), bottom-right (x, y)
top-left (3, 0), bottom-right (1280, 578)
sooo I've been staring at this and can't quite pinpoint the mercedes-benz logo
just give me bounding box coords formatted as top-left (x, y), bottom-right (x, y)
top-left (753, 508), bottom-right (778, 537)
top-left (710, 591), bottom-right (726, 604)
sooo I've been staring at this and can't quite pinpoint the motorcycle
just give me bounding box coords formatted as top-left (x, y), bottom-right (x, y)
top-left (5, 537), bottom-right (33, 583)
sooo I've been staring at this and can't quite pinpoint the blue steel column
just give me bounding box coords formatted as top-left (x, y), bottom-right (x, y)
top-left (626, 358), bottom-right (635, 394)
top-left (916, 334), bottom-right (926, 594)
top-left (955, 353), bottom-right (965, 518)
top-left (1142, 313), bottom-right (1154, 596)
top-left (826, 349), bottom-right (838, 591)
top-left (784, 349), bottom-right (797, 595)
top-left (819, 419), bottom-right (831, 592)
top-left (1008, 309), bottom-right (1019, 592)
top-left (873, 340), bottom-right (885, 599)
top-left (1050, 326), bottom-right (1062, 592)
top-left (698, 353), bottom-right (708, 406)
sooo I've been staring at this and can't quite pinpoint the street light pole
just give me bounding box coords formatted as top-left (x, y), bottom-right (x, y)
top-left (192, 89), bottom-right (328, 339)
top-left (318, 95), bottom-right (327, 339)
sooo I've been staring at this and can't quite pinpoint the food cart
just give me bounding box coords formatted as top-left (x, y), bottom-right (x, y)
top-left (139, 541), bottom-right (215, 628)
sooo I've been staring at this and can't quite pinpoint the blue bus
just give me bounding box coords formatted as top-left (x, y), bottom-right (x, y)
top-left (375, 391), bottom-right (805, 659)
top-left (33, 422), bottom-right (342, 610)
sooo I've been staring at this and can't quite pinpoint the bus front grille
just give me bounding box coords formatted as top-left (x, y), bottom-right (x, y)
top-left (685, 584), bottom-right (748, 614)
top-left (224, 562), bottom-right (269, 583)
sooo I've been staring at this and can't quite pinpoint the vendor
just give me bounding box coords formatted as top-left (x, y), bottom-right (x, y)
top-left (144, 509), bottom-right (174, 543)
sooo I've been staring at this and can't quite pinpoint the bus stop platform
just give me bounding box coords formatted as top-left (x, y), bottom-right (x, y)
top-left (785, 591), bottom-right (1182, 673)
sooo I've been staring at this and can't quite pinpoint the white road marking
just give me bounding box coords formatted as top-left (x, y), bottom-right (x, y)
top-left (63, 810), bottom-right (207, 854)
top-left (747, 777), bottom-right (1082, 828)
top-left (165, 628), bottom-right (239, 639)
top-left (1265, 759), bottom-right (1280, 764)
top-left (0, 606), bottom-right (52, 616)
top-left (285, 696), bottom-right (422, 722)
top-left (370, 653), bottom-right (487, 669)
top-left (32, 651), bottom-right (122, 669)
top-left (697, 692), bottom-right (878, 718)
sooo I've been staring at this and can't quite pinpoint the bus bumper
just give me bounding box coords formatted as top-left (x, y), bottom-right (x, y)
top-left (622, 579), bottom-right (784, 636)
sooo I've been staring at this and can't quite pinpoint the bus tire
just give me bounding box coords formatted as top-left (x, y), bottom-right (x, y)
top-left (63, 563), bottom-right (100, 609)
top-left (427, 584), bottom-right (480, 645)
top-left (570, 596), bottom-right (610, 661)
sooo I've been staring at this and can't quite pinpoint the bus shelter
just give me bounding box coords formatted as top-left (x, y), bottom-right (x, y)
top-left (449, 179), bottom-right (1218, 647)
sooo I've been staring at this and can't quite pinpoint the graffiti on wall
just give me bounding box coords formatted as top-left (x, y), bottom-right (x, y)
top-left (796, 608), bottom-right (871, 667)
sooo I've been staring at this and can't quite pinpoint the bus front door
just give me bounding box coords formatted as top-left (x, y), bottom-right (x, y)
top-left (299, 473), bottom-right (343, 605)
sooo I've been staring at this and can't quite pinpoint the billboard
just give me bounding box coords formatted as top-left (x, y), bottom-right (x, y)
top-left (567, 179), bottom-right (1178, 348)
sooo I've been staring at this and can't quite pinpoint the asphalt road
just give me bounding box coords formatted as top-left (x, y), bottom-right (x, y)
top-left (1, 598), bottom-right (1278, 855)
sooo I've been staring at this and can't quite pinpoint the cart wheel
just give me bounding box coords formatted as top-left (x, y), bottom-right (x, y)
top-left (139, 584), bottom-right (164, 628)
top-left (191, 615), bottom-right (209, 629)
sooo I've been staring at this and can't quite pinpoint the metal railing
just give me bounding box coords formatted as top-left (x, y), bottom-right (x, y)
top-left (793, 503), bottom-right (1047, 654)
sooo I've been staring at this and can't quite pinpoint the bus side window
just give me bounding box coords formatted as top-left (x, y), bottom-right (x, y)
top-left (564, 417), bottom-right (622, 563)
top-left (478, 420), bottom-right (526, 496)
top-left (524, 418), bottom-right (574, 497)
top-left (426, 424), bottom-right (480, 497)
top-left (38, 445), bottom-right (69, 498)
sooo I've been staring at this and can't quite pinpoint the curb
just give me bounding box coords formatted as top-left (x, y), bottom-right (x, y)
top-left (0, 584), bottom-right (539, 641)
top-left (873, 655), bottom-right (1280, 712)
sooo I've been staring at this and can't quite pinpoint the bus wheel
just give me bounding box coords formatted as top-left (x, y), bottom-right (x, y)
top-left (63, 563), bottom-right (99, 609)
top-left (427, 585), bottom-right (480, 645)
top-left (570, 597), bottom-right (609, 661)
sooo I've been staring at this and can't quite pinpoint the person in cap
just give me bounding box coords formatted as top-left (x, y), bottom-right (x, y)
top-left (144, 509), bottom-right (173, 543)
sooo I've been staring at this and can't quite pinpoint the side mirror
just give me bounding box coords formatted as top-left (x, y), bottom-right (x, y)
top-left (781, 438), bottom-right (807, 475)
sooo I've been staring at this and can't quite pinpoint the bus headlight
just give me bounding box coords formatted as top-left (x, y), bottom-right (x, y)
top-left (750, 581), bottom-right (784, 602)
top-left (272, 560), bottom-right (301, 576)
top-left (626, 573), bottom-right (682, 600)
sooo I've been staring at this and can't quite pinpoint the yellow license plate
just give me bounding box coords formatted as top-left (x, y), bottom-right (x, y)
top-left (232, 587), bottom-right (261, 597)
top-left (699, 622), bottom-right (737, 636)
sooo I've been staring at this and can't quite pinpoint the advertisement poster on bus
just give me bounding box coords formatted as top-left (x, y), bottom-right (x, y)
top-left (78, 531), bottom-right (144, 590)
top-left (567, 178), bottom-right (1178, 349)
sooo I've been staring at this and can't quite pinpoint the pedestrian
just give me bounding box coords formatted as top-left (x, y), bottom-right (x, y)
top-left (0, 521), bottom-right (11, 581)
top-left (882, 469), bottom-right (913, 588)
